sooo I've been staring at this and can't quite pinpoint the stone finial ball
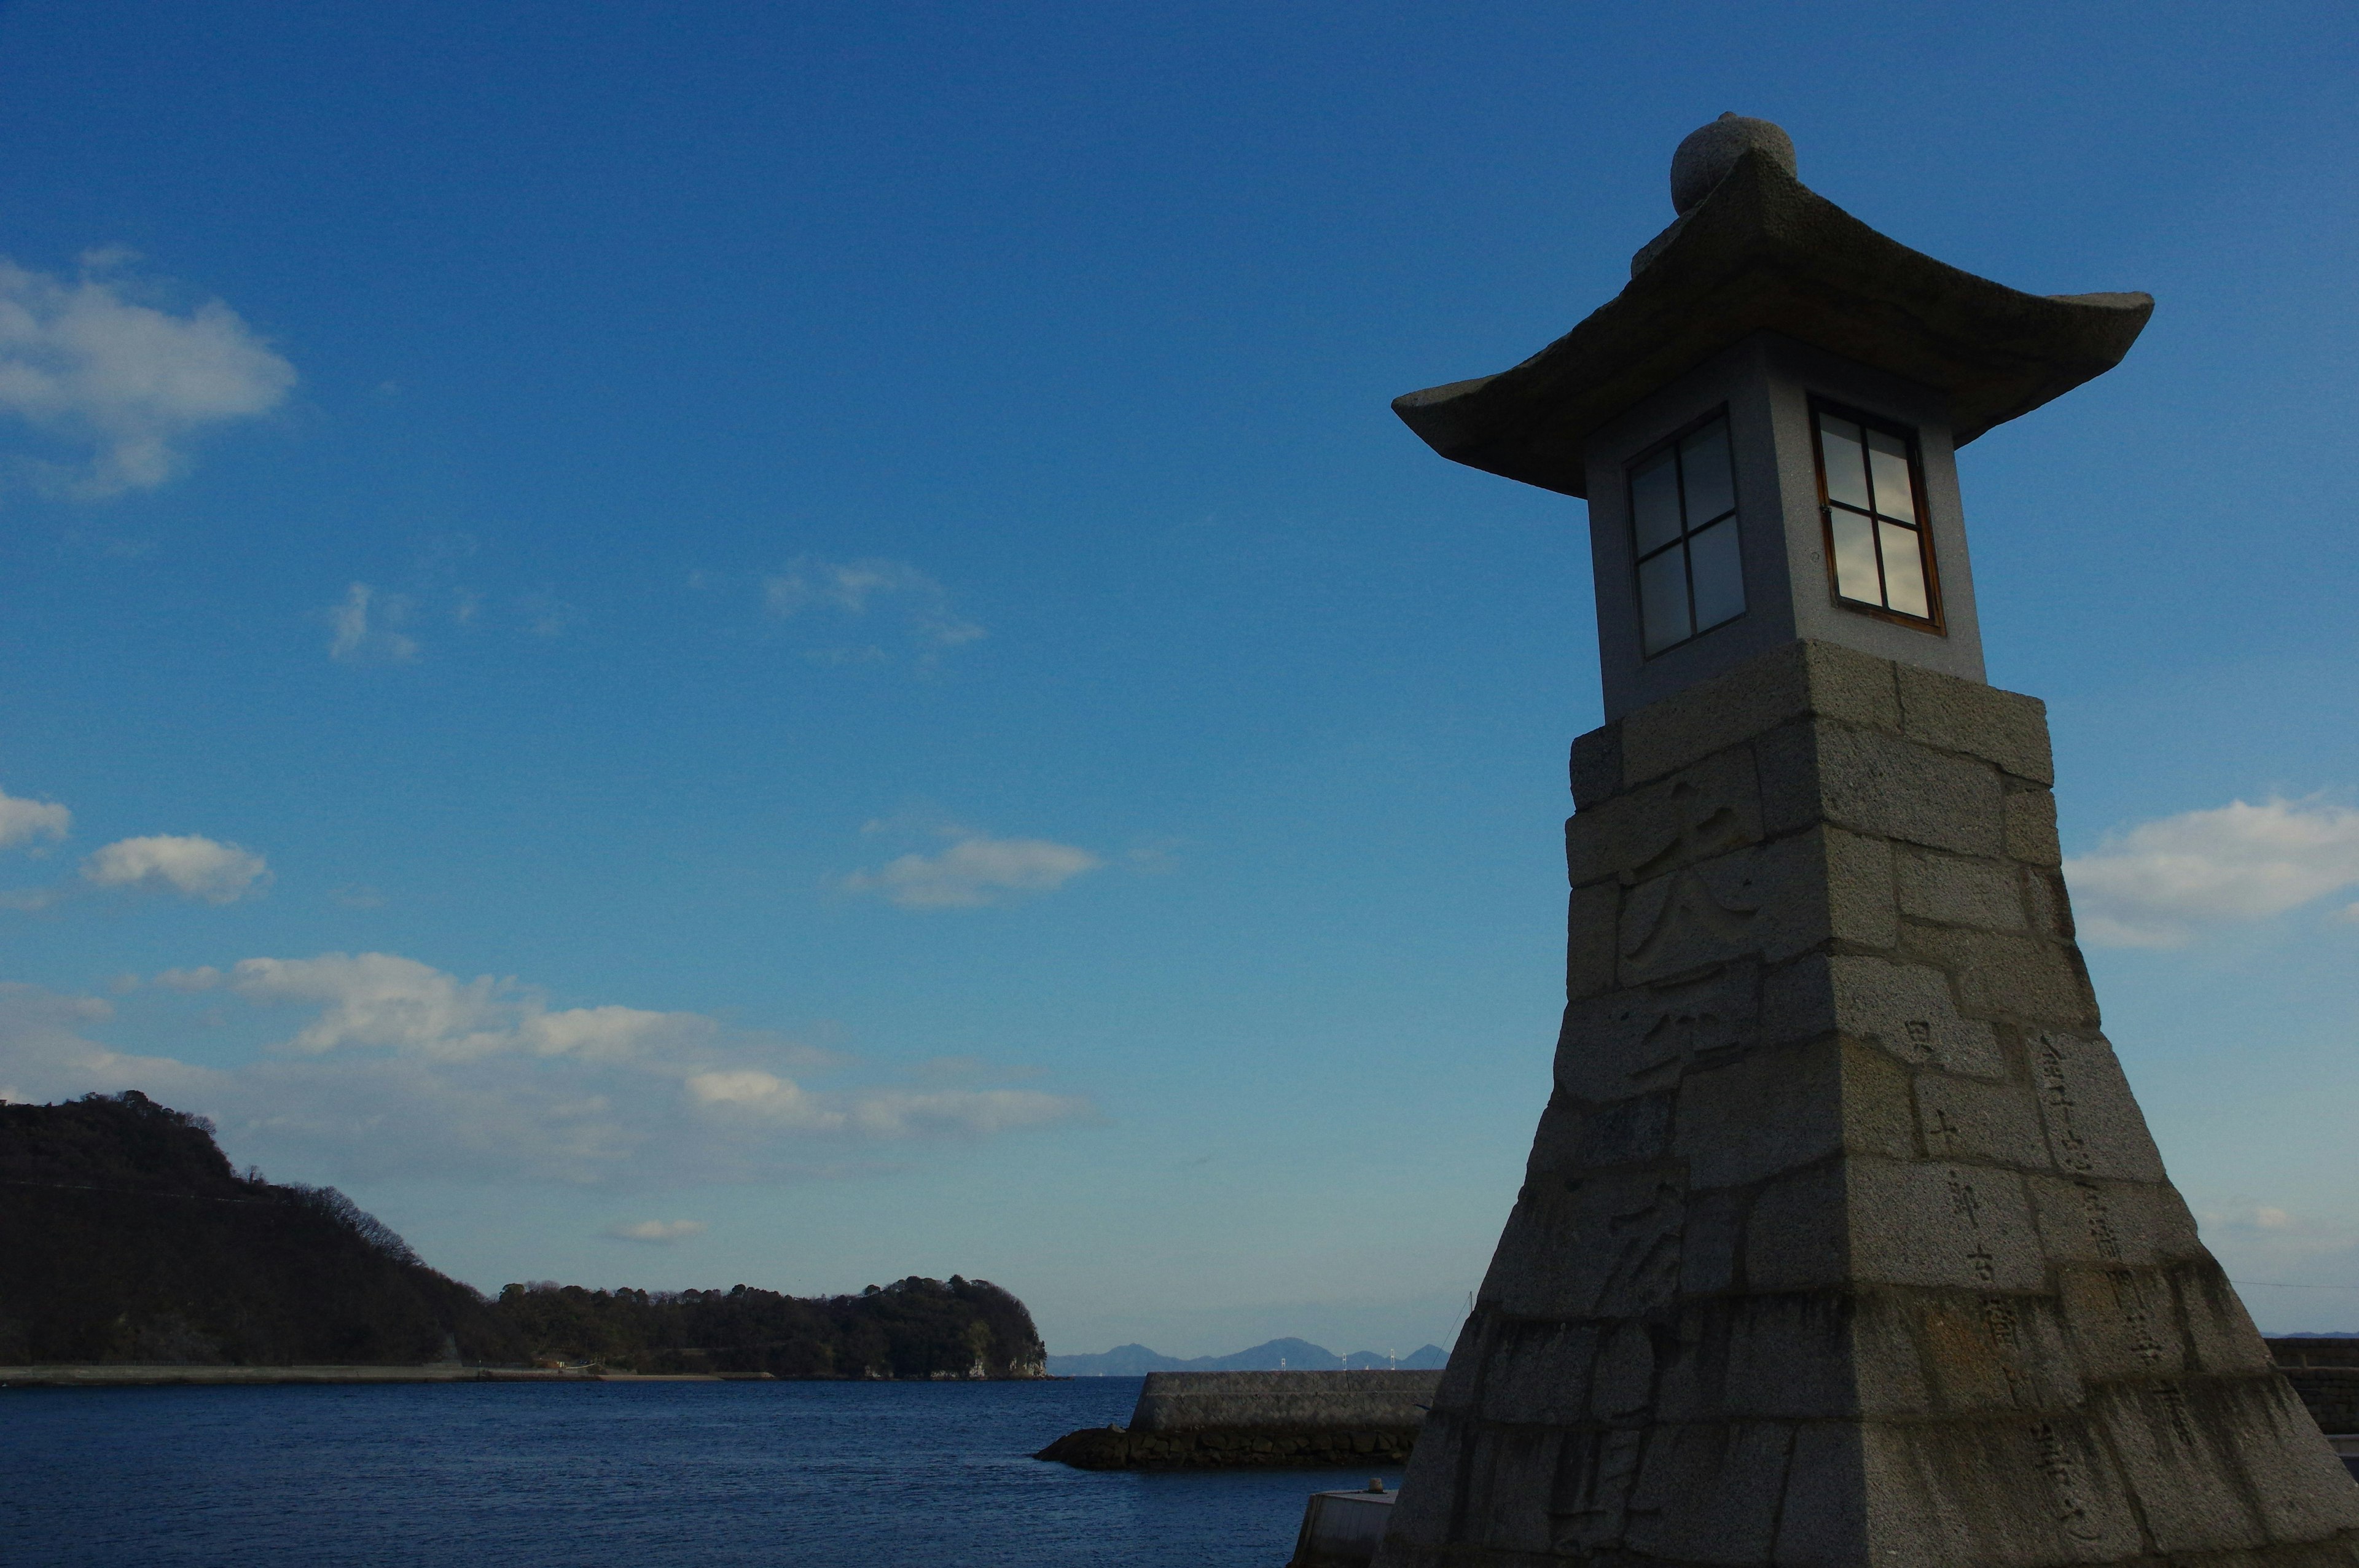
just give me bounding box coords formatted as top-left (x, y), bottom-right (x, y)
top-left (1670, 113), bottom-right (1796, 215)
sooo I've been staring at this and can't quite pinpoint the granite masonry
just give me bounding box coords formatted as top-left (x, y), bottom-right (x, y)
top-left (1372, 641), bottom-right (2359, 1567)
top-left (1368, 116), bottom-right (2359, 1568)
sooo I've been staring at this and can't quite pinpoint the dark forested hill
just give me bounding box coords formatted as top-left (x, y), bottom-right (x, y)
top-left (0, 1091), bottom-right (518, 1365)
top-left (0, 1091), bottom-right (1049, 1378)
top-left (496, 1276), bottom-right (1047, 1378)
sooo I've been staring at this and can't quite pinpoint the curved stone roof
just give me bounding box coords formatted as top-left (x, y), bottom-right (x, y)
top-left (1391, 150), bottom-right (2151, 499)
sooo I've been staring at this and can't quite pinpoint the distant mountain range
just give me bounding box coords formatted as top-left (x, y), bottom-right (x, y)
top-left (1046, 1336), bottom-right (1449, 1376)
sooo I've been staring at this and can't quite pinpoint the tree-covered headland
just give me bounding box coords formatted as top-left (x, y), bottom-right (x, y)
top-left (0, 1092), bottom-right (1046, 1378)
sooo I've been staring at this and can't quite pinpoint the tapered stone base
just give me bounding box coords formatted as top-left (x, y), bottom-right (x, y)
top-left (1375, 641), bottom-right (2359, 1568)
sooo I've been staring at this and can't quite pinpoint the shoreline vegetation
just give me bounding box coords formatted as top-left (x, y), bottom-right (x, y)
top-left (0, 1092), bottom-right (1047, 1382)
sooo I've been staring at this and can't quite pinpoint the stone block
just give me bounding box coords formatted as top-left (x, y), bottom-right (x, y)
top-left (1895, 664), bottom-right (2056, 785)
top-left (1377, 1407), bottom-right (1471, 1553)
top-left (1473, 1320), bottom-right (1599, 1428)
top-left (2024, 867), bottom-right (2075, 941)
top-left (1478, 1164), bottom-right (1686, 1321)
top-left (2004, 786), bottom-right (2062, 867)
top-left (2081, 1380), bottom-right (2275, 1553)
top-left (1851, 1414), bottom-right (2145, 1568)
top-left (1675, 1035), bottom-right (1912, 1188)
top-left (2055, 1263), bottom-right (2186, 1383)
top-left (1915, 1071), bottom-right (2050, 1169)
top-left (2028, 1032), bottom-right (2166, 1182)
top-left (1555, 962), bottom-right (1758, 1104)
top-left (1565, 884), bottom-right (1620, 1000)
top-left (1771, 1422), bottom-right (1868, 1567)
top-left (1678, 1187), bottom-right (1745, 1297)
top-left (1524, 1090), bottom-right (1675, 1180)
top-left (1519, 1094), bottom-right (1584, 1186)
top-left (1569, 722), bottom-right (1622, 811)
top-left (1430, 1315), bottom-right (1485, 1415)
top-left (1721, 1292), bottom-right (1857, 1418)
top-left (1622, 1420), bottom-right (1794, 1566)
top-left (1898, 924), bottom-right (2099, 1029)
top-left (1590, 1322), bottom-right (1655, 1418)
top-left (1564, 746), bottom-right (1762, 888)
top-left (1648, 1307), bottom-right (1722, 1422)
top-left (1618, 828), bottom-right (1893, 986)
top-left (1806, 722), bottom-right (2008, 856)
top-left (1845, 1287), bottom-right (1939, 1418)
top-left (1621, 641), bottom-right (1900, 789)
top-left (1901, 1288), bottom-right (2086, 1416)
top-left (2167, 1262), bottom-right (2276, 1376)
top-left (1452, 1423), bottom-right (1564, 1556)
top-left (2028, 1177), bottom-right (2203, 1270)
top-left (1822, 826), bottom-right (1900, 952)
top-left (1895, 849), bottom-right (2027, 932)
top-left (2188, 1375), bottom-right (2359, 1542)
top-left (1747, 1165), bottom-right (1849, 1293)
top-left (1844, 1156), bottom-right (2047, 1292)
top-left (1547, 1426), bottom-right (1649, 1556)
top-left (1767, 953), bottom-right (2005, 1079)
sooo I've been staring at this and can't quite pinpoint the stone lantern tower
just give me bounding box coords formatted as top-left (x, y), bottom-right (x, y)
top-left (1372, 118), bottom-right (2359, 1568)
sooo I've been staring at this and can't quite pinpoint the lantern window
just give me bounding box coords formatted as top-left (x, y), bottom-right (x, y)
top-left (1628, 413), bottom-right (1745, 657)
top-left (1813, 405), bottom-right (1941, 627)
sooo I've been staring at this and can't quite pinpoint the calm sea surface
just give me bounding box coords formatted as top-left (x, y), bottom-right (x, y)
top-left (0, 1377), bottom-right (1402, 1567)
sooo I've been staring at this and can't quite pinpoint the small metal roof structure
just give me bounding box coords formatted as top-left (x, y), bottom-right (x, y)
top-left (1391, 146), bottom-right (2153, 499)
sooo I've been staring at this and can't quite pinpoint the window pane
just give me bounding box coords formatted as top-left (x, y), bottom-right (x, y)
top-left (1630, 451), bottom-right (1681, 556)
top-left (1818, 415), bottom-right (1869, 510)
top-left (1678, 420), bottom-right (1735, 525)
top-left (1829, 509), bottom-right (1880, 605)
top-left (1879, 521), bottom-right (1930, 618)
top-left (1866, 429), bottom-right (1917, 523)
top-left (1687, 519), bottom-right (1745, 633)
top-left (1638, 548), bottom-right (1691, 655)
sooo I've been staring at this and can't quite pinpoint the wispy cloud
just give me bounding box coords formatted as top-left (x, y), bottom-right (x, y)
top-left (843, 828), bottom-right (1103, 910)
top-left (761, 556), bottom-right (984, 661)
top-left (2065, 797), bottom-right (2359, 948)
top-left (326, 583), bottom-right (418, 665)
top-left (83, 835), bottom-right (270, 904)
top-left (518, 590), bottom-right (579, 639)
top-left (0, 788), bottom-right (71, 851)
top-left (602, 1219), bottom-right (707, 1245)
top-left (0, 250), bottom-right (295, 497)
top-left (1, 954), bottom-right (1093, 1185)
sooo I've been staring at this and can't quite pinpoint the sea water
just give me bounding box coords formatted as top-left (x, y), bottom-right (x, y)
top-left (0, 1377), bottom-right (1404, 1566)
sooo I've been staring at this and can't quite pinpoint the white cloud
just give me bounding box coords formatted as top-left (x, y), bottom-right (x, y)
top-left (2065, 797), bottom-right (2359, 948)
top-left (762, 556), bottom-right (984, 654)
top-left (0, 981), bottom-right (218, 1109)
top-left (327, 583), bottom-right (418, 665)
top-left (602, 1219), bottom-right (706, 1245)
top-left (0, 251), bottom-right (295, 497)
top-left (843, 831), bottom-right (1103, 910)
top-left (0, 788), bottom-right (70, 850)
top-left (0, 955), bottom-right (1094, 1185)
top-left (82, 835), bottom-right (270, 904)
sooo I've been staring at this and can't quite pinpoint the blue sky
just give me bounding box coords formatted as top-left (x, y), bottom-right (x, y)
top-left (1, 0), bottom-right (2355, 1355)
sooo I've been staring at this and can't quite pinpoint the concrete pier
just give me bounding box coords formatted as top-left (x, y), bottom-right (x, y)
top-left (1036, 1369), bottom-right (1439, 1470)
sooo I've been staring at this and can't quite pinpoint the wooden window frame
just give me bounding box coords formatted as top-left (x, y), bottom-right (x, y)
top-left (1809, 397), bottom-right (1946, 636)
top-left (1627, 406), bottom-right (1745, 660)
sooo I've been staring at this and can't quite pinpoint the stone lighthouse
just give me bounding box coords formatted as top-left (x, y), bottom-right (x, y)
top-left (1373, 117), bottom-right (2359, 1568)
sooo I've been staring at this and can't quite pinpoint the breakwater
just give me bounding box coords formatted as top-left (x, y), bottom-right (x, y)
top-left (1036, 1369), bottom-right (1439, 1470)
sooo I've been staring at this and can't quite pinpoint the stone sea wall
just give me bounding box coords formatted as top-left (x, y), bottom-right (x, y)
top-left (1036, 1370), bottom-right (1439, 1470)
